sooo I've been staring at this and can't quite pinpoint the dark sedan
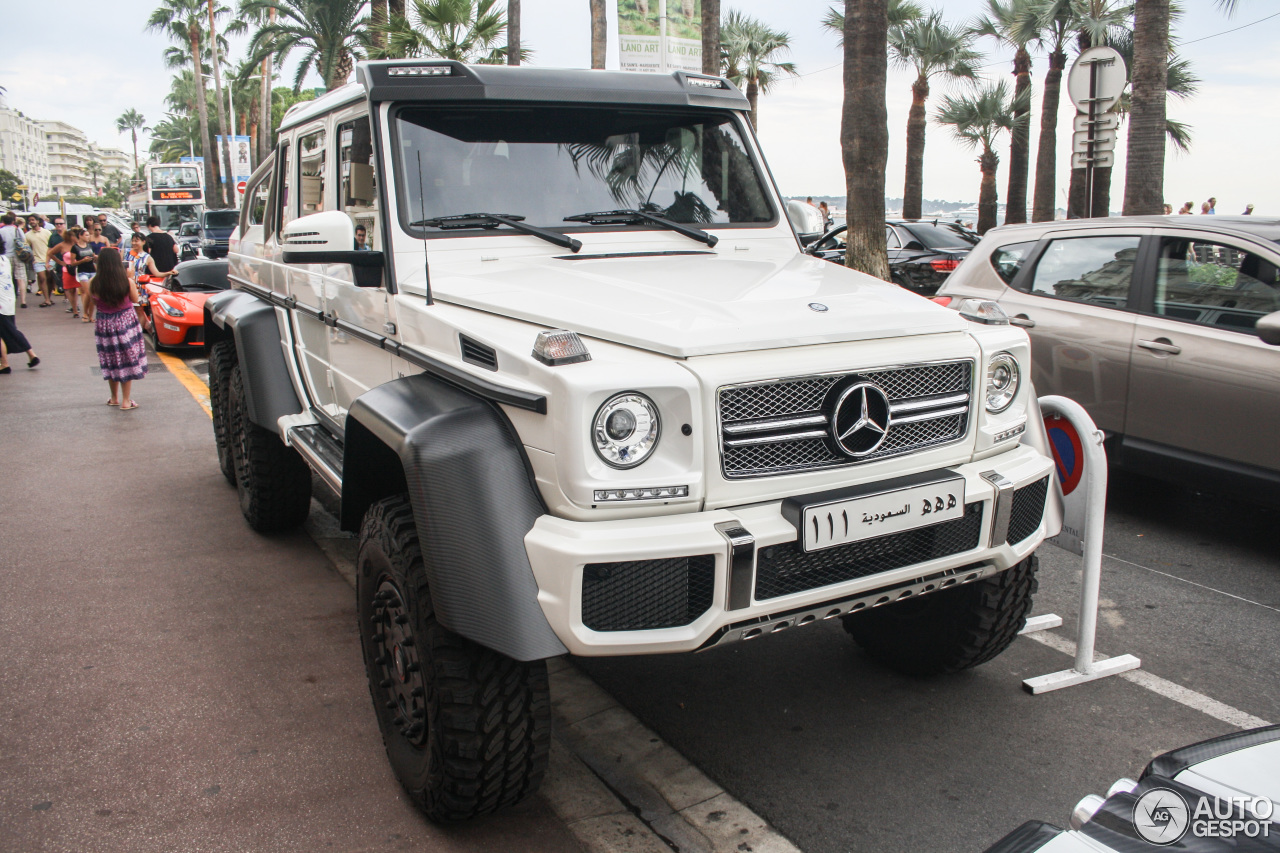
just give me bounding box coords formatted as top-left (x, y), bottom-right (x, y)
top-left (806, 219), bottom-right (979, 295)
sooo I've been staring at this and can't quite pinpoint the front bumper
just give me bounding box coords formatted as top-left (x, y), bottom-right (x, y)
top-left (525, 443), bottom-right (1056, 656)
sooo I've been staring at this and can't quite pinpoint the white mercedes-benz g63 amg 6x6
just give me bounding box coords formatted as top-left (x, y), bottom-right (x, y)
top-left (206, 61), bottom-right (1060, 822)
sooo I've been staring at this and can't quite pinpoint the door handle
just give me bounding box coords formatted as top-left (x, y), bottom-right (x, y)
top-left (1009, 314), bottom-right (1036, 328)
top-left (1137, 338), bottom-right (1181, 355)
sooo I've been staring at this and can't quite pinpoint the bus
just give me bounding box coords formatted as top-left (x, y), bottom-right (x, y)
top-left (127, 163), bottom-right (205, 232)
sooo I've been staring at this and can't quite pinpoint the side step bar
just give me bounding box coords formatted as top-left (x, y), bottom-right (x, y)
top-left (289, 423), bottom-right (344, 493)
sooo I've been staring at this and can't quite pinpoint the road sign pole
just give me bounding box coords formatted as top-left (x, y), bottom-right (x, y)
top-left (1086, 60), bottom-right (1097, 218)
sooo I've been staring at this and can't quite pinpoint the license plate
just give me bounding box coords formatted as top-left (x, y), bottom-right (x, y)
top-left (790, 476), bottom-right (966, 552)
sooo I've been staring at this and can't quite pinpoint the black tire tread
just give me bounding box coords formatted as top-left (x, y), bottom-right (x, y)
top-left (358, 496), bottom-right (550, 822)
top-left (228, 364), bottom-right (311, 532)
top-left (843, 555), bottom-right (1039, 676)
top-left (207, 340), bottom-right (237, 485)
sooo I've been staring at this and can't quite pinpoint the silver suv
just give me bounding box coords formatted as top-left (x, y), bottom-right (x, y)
top-left (937, 215), bottom-right (1280, 505)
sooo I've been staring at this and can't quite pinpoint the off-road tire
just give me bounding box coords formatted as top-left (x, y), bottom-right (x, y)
top-left (227, 364), bottom-right (311, 532)
top-left (207, 339), bottom-right (237, 485)
top-left (356, 495), bottom-right (551, 822)
top-left (843, 554), bottom-right (1039, 676)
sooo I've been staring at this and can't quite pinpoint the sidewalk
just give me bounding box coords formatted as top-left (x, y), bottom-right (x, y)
top-left (0, 303), bottom-right (583, 852)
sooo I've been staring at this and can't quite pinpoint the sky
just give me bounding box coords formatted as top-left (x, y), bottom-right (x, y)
top-left (2, 1), bottom-right (1276, 214)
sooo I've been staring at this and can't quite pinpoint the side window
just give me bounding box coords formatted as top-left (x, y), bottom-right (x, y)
top-left (242, 167), bottom-right (273, 235)
top-left (299, 128), bottom-right (327, 214)
top-left (1023, 236), bottom-right (1141, 309)
top-left (1155, 238), bottom-right (1280, 332)
top-left (278, 142), bottom-right (293, 228)
top-left (885, 226), bottom-right (901, 249)
top-left (990, 240), bottom-right (1037, 285)
top-left (339, 115), bottom-right (379, 250)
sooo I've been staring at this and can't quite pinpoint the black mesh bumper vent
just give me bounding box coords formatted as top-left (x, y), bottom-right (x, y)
top-left (755, 502), bottom-right (984, 601)
top-left (1007, 476), bottom-right (1049, 545)
top-left (582, 555), bottom-right (716, 632)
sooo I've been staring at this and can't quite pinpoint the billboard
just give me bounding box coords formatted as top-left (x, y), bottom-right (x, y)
top-left (618, 0), bottom-right (703, 74)
top-left (216, 135), bottom-right (254, 202)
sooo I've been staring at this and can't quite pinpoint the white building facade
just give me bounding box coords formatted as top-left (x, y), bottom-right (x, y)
top-left (40, 120), bottom-right (93, 197)
top-left (0, 103), bottom-right (52, 201)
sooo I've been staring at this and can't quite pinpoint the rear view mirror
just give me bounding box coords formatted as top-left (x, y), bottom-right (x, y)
top-left (1257, 311), bottom-right (1280, 346)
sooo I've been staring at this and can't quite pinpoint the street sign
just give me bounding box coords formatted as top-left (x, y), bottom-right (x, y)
top-left (1067, 46), bottom-right (1126, 114)
top-left (1072, 129), bottom-right (1117, 153)
top-left (1072, 150), bottom-right (1114, 169)
top-left (236, 180), bottom-right (247, 195)
top-left (1073, 113), bottom-right (1119, 133)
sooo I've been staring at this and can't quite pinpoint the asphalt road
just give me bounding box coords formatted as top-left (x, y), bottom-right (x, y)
top-left (578, 472), bottom-right (1280, 853)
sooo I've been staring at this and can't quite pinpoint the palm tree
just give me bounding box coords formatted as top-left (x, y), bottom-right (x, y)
top-left (148, 0), bottom-right (219, 202)
top-left (820, 0), bottom-right (924, 46)
top-left (838, 0), bottom-right (890, 279)
top-left (1028, 0), bottom-right (1072, 221)
top-left (935, 79), bottom-right (1028, 234)
top-left (241, 0), bottom-right (368, 91)
top-left (973, 0), bottom-right (1038, 225)
top-left (889, 10), bottom-right (981, 220)
top-left (1121, 0), bottom-right (1169, 215)
top-left (206, 0), bottom-right (238, 207)
top-left (116, 110), bottom-right (149, 177)
top-left (720, 11), bottom-right (798, 130)
top-left (87, 160), bottom-right (104, 194)
top-left (507, 0), bottom-right (520, 65)
top-left (590, 0), bottom-right (607, 68)
top-left (702, 0), bottom-right (720, 75)
top-left (371, 0), bottom-right (516, 63)
top-left (150, 113), bottom-right (205, 162)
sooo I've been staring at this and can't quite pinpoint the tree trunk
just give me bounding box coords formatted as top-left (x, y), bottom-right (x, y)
top-left (977, 147), bottom-right (999, 235)
top-left (259, 46), bottom-right (273, 164)
top-left (1031, 48), bottom-right (1065, 222)
top-left (1067, 165), bottom-right (1085, 218)
top-left (331, 52), bottom-right (354, 90)
top-left (190, 30), bottom-right (218, 208)
top-left (208, 0), bottom-right (234, 207)
top-left (130, 129), bottom-right (139, 177)
top-left (1092, 164), bottom-right (1111, 217)
top-left (901, 74), bottom-right (929, 221)
top-left (590, 0), bottom-right (607, 69)
top-left (1004, 47), bottom-right (1032, 225)
top-left (841, 0), bottom-right (890, 280)
top-left (1123, 0), bottom-right (1169, 215)
top-left (371, 0), bottom-right (387, 50)
top-left (701, 0), bottom-right (720, 75)
top-left (508, 0), bottom-right (521, 65)
top-left (746, 76), bottom-right (759, 129)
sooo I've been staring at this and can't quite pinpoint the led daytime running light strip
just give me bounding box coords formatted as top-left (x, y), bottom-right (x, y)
top-left (594, 486), bottom-right (689, 502)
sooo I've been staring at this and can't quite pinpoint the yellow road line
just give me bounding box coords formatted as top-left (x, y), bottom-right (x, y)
top-left (157, 350), bottom-right (212, 419)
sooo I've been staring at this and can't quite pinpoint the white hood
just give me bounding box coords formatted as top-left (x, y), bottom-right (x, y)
top-left (429, 248), bottom-right (967, 357)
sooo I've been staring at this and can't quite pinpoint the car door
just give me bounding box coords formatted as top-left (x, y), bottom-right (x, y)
top-left (1125, 230), bottom-right (1280, 472)
top-left (998, 230), bottom-right (1147, 435)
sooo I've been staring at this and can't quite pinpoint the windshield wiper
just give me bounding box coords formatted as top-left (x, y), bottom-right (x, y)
top-left (411, 212), bottom-right (582, 253)
top-left (564, 209), bottom-right (719, 248)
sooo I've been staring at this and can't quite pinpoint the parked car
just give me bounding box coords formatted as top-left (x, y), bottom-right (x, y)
top-left (983, 724), bottom-right (1280, 851)
top-left (142, 258), bottom-right (228, 350)
top-left (177, 221), bottom-right (201, 262)
top-left (935, 215), bottom-right (1280, 506)
top-left (198, 208), bottom-right (239, 259)
top-left (807, 219), bottom-right (979, 295)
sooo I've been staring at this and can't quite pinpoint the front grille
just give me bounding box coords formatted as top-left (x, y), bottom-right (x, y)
top-left (184, 326), bottom-right (205, 345)
top-left (1007, 476), bottom-right (1049, 545)
top-left (754, 502), bottom-right (984, 600)
top-left (719, 361), bottom-right (973, 478)
top-left (582, 555), bottom-right (715, 632)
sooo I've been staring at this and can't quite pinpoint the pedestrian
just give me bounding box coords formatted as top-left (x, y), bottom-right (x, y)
top-left (96, 213), bottom-right (121, 247)
top-left (0, 212), bottom-right (30, 309)
top-left (1200, 202), bottom-right (1210, 214)
top-left (1207, 197), bottom-right (1216, 214)
top-left (88, 248), bottom-right (146, 409)
top-left (48, 226), bottom-right (89, 318)
top-left (1162, 203), bottom-right (1173, 215)
top-left (125, 232), bottom-right (164, 333)
top-left (123, 220), bottom-right (143, 252)
top-left (0, 252), bottom-right (40, 374)
top-left (45, 216), bottom-right (67, 301)
top-left (25, 216), bottom-right (53, 307)
top-left (1243, 204), bottom-right (1255, 215)
top-left (72, 228), bottom-right (99, 323)
top-left (144, 215), bottom-right (178, 274)
top-left (819, 201), bottom-right (832, 228)
top-left (1178, 202), bottom-right (1192, 215)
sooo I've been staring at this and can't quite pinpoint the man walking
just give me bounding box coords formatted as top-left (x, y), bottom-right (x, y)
top-left (97, 214), bottom-right (122, 247)
top-left (45, 217), bottom-right (67, 301)
top-left (144, 216), bottom-right (178, 274)
top-left (25, 216), bottom-right (53, 307)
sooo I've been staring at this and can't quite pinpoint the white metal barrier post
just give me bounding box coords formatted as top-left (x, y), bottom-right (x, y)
top-left (1021, 395), bottom-right (1140, 694)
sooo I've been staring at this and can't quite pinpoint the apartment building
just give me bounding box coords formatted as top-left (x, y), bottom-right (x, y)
top-left (96, 146), bottom-right (133, 179)
top-left (40, 120), bottom-right (93, 197)
top-left (0, 104), bottom-right (52, 199)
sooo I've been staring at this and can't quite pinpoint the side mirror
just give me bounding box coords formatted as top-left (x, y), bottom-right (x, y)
top-left (280, 211), bottom-right (384, 287)
top-left (1257, 311), bottom-right (1280, 346)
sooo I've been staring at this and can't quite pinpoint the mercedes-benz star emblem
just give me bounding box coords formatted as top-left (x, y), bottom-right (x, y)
top-left (808, 302), bottom-right (828, 312)
top-left (831, 382), bottom-right (891, 456)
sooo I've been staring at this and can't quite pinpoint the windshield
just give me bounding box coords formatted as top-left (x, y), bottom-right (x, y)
top-left (157, 205), bottom-right (201, 231)
top-left (152, 166), bottom-right (202, 189)
top-left (204, 211), bottom-right (239, 229)
top-left (902, 222), bottom-right (980, 250)
top-left (394, 105), bottom-right (775, 233)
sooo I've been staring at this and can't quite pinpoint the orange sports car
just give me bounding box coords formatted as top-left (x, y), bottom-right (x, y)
top-left (142, 259), bottom-right (229, 350)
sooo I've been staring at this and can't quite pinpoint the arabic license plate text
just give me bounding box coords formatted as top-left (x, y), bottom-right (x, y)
top-left (799, 479), bottom-right (966, 552)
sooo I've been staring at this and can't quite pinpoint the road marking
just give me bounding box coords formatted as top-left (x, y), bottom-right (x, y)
top-left (157, 351), bottom-right (212, 418)
top-left (1104, 553), bottom-right (1280, 614)
top-left (1025, 630), bottom-right (1272, 730)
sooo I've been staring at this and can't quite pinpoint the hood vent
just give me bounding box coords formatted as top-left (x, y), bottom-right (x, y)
top-left (460, 335), bottom-right (498, 371)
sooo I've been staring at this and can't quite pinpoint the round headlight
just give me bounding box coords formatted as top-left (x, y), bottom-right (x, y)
top-left (985, 352), bottom-right (1020, 413)
top-left (593, 393), bottom-right (660, 468)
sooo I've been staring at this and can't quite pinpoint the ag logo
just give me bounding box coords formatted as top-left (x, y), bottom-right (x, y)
top-left (1132, 787), bottom-right (1190, 845)
top-left (830, 382), bottom-right (891, 456)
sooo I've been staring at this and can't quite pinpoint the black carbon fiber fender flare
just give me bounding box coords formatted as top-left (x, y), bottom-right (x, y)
top-left (203, 290), bottom-right (303, 434)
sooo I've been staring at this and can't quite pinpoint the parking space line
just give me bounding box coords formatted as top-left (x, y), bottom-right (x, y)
top-left (1025, 630), bottom-right (1272, 729)
top-left (1104, 553), bottom-right (1280, 614)
top-left (157, 351), bottom-right (212, 418)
